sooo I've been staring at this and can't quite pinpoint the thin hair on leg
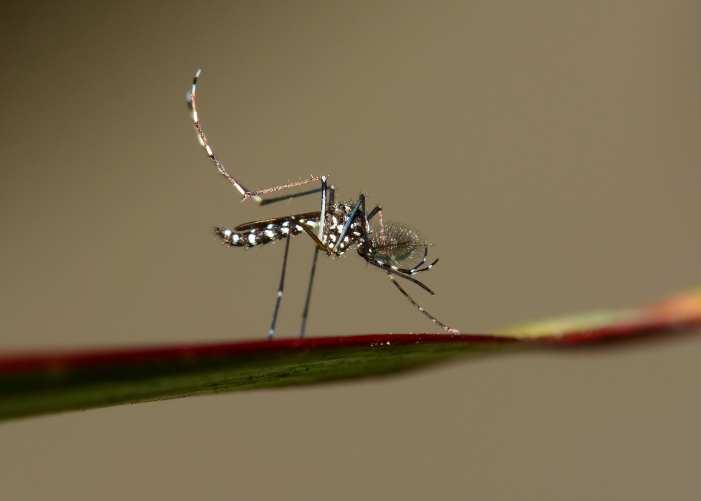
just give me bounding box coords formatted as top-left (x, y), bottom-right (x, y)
top-left (248, 175), bottom-right (322, 199)
top-left (367, 205), bottom-right (382, 221)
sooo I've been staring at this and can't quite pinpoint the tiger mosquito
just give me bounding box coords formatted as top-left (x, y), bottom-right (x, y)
top-left (187, 70), bottom-right (458, 338)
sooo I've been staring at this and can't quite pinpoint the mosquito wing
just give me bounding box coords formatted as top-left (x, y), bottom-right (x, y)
top-left (234, 211), bottom-right (322, 231)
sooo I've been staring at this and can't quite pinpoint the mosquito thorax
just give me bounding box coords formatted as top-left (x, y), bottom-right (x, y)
top-left (321, 201), bottom-right (366, 255)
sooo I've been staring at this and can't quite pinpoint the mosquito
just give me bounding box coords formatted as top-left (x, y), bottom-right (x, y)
top-left (187, 70), bottom-right (458, 338)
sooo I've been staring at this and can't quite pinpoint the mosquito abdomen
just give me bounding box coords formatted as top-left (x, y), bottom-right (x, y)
top-left (215, 219), bottom-right (320, 248)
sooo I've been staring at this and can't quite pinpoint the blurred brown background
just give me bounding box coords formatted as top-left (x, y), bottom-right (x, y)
top-left (1, 1), bottom-right (701, 499)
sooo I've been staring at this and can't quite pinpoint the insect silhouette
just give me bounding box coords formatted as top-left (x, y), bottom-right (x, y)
top-left (187, 70), bottom-right (458, 338)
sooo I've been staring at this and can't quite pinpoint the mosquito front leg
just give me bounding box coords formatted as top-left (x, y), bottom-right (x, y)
top-left (386, 272), bottom-right (459, 334)
top-left (366, 204), bottom-right (385, 250)
top-left (247, 175), bottom-right (323, 201)
top-left (365, 258), bottom-right (435, 295)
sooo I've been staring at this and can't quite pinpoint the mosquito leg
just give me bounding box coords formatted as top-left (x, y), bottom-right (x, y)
top-left (408, 257), bottom-right (439, 274)
top-left (292, 217), bottom-right (329, 252)
top-left (392, 248), bottom-right (439, 275)
top-left (365, 204), bottom-right (386, 251)
top-left (256, 176), bottom-right (335, 207)
top-left (386, 272), bottom-right (459, 333)
top-left (367, 205), bottom-right (383, 221)
top-left (188, 70), bottom-right (325, 205)
top-left (258, 187), bottom-right (323, 206)
top-left (317, 177), bottom-right (327, 241)
top-left (296, 176), bottom-right (327, 339)
top-left (187, 70), bottom-right (263, 203)
top-left (300, 246), bottom-right (320, 339)
top-left (268, 231), bottom-right (292, 340)
top-left (360, 195), bottom-right (371, 256)
top-left (365, 257), bottom-right (435, 295)
top-left (248, 176), bottom-right (322, 201)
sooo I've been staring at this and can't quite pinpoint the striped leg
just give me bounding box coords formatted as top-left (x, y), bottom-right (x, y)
top-left (187, 69), bottom-right (322, 204)
top-left (386, 273), bottom-right (459, 333)
top-left (299, 247), bottom-right (320, 339)
top-left (268, 232), bottom-right (292, 340)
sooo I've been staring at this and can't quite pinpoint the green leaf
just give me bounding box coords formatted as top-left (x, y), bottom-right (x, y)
top-left (1, 289), bottom-right (700, 422)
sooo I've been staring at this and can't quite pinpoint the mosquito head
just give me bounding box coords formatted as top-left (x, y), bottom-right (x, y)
top-left (362, 221), bottom-right (430, 268)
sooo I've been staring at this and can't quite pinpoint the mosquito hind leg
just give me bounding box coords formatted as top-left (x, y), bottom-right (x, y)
top-left (187, 70), bottom-right (263, 203)
top-left (188, 70), bottom-right (325, 205)
top-left (268, 231), bottom-right (293, 339)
